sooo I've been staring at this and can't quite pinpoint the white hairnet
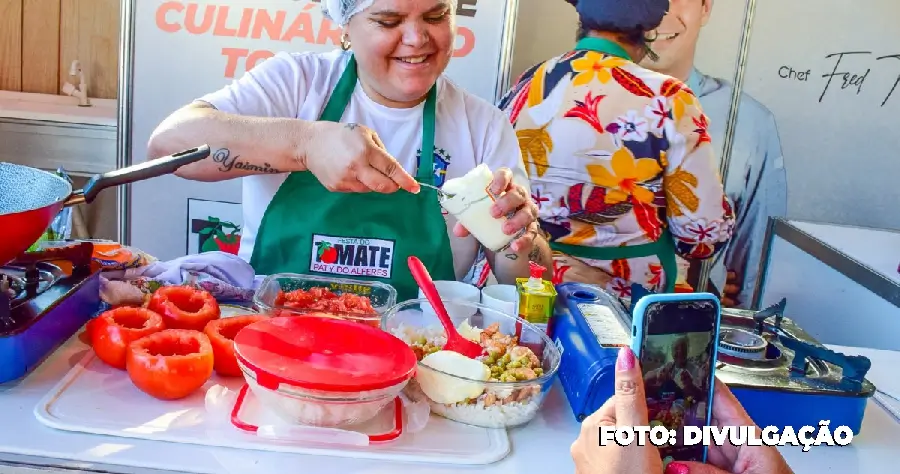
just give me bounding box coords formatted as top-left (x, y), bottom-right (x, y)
top-left (322, 0), bottom-right (457, 27)
top-left (321, 0), bottom-right (375, 27)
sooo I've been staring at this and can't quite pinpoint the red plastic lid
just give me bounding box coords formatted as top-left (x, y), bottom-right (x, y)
top-left (233, 316), bottom-right (417, 393)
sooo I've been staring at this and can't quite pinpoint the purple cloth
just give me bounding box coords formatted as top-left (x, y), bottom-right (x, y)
top-left (102, 251), bottom-right (256, 302)
top-left (123, 251), bottom-right (255, 287)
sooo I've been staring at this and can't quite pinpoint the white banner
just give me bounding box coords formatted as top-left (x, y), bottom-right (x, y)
top-left (126, 0), bottom-right (517, 260)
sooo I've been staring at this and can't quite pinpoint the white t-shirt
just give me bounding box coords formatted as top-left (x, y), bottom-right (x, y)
top-left (198, 50), bottom-right (529, 279)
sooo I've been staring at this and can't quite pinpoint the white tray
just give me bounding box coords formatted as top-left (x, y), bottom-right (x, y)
top-left (34, 351), bottom-right (511, 465)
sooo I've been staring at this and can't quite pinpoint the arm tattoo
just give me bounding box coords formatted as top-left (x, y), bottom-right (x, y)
top-left (345, 122), bottom-right (359, 130)
top-left (528, 245), bottom-right (541, 262)
top-left (527, 229), bottom-right (543, 261)
top-left (211, 148), bottom-right (281, 174)
top-left (504, 253), bottom-right (518, 260)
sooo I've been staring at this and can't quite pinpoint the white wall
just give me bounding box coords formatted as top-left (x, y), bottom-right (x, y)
top-left (741, 0), bottom-right (900, 230)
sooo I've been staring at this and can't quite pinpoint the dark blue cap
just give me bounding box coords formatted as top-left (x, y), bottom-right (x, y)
top-left (566, 0), bottom-right (669, 32)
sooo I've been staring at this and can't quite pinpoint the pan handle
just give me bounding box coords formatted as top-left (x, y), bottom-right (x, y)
top-left (66, 145), bottom-right (211, 206)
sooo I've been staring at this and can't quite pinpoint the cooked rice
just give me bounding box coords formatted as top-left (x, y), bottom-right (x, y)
top-left (393, 326), bottom-right (546, 428)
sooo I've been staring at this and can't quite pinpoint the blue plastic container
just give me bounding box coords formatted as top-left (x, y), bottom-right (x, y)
top-left (551, 283), bottom-right (875, 434)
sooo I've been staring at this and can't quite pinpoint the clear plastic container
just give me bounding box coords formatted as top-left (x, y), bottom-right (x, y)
top-left (233, 316), bottom-right (416, 427)
top-left (381, 299), bottom-right (562, 429)
top-left (253, 273), bottom-right (397, 327)
top-left (237, 358), bottom-right (407, 427)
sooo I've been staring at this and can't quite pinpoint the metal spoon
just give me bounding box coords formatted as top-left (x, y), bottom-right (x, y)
top-left (418, 182), bottom-right (456, 199)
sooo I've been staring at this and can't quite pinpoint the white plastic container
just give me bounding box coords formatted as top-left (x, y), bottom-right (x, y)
top-left (480, 284), bottom-right (518, 334)
top-left (419, 280), bottom-right (481, 325)
top-left (440, 164), bottom-right (515, 252)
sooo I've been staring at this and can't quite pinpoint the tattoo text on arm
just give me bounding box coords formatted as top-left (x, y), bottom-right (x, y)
top-left (212, 148), bottom-right (281, 174)
top-left (528, 244), bottom-right (541, 262)
top-left (345, 123), bottom-right (359, 130)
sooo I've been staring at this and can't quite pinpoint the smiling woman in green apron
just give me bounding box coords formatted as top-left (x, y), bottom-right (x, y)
top-left (494, 0), bottom-right (735, 298)
top-left (146, 0), bottom-right (552, 300)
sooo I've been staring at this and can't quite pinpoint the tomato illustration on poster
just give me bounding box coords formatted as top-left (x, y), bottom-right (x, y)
top-left (186, 198), bottom-right (243, 255)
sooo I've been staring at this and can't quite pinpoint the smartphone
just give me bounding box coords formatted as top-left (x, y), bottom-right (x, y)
top-left (630, 292), bottom-right (721, 464)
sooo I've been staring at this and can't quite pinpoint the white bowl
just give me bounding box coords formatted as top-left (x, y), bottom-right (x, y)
top-left (480, 284), bottom-right (519, 334)
top-left (419, 281), bottom-right (481, 325)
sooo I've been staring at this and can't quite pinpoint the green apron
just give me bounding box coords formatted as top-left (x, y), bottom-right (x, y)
top-left (550, 38), bottom-right (679, 293)
top-left (249, 55), bottom-right (456, 301)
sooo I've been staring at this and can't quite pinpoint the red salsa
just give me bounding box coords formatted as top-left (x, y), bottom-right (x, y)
top-left (274, 287), bottom-right (377, 316)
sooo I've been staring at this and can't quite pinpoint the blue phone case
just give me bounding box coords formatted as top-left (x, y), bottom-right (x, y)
top-left (630, 292), bottom-right (721, 464)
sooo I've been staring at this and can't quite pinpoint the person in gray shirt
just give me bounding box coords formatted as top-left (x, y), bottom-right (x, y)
top-left (641, 0), bottom-right (788, 308)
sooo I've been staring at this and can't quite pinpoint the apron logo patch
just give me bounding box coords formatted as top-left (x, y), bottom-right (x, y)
top-left (311, 234), bottom-right (394, 279)
top-left (417, 147), bottom-right (451, 188)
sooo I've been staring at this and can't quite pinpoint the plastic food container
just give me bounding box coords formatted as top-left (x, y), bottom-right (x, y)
top-left (253, 273), bottom-right (397, 327)
top-left (382, 299), bottom-right (562, 429)
top-left (233, 316), bottom-right (417, 427)
top-left (419, 280), bottom-right (481, 325)
top-left (439, 164), bottom-right (515, 252)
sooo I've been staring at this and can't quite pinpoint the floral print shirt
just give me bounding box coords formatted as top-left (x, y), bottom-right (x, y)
top-left (498, 50), bottom-right (736, 296)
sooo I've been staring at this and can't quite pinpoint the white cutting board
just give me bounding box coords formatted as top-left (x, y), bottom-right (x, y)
top-left (33, 351), bottom-right (510, 465)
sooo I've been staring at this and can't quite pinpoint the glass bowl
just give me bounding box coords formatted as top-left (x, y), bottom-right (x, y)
top-left (253, 273), bottom-right (397, 327)
top-left (381, 298), bottom-right (562, 429)
top-left (237, 358), bottom-right (407, 427)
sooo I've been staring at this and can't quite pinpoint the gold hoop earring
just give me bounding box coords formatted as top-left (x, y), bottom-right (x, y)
top-left (340, 33), bottom-right (352, 51)
top-left (644, 30), bottom-right (659, 43)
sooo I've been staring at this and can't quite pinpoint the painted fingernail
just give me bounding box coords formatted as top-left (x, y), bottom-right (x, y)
top-left (616, 347), bottom-right (635, 371)
top-left (665, 462), bottom-right (690, 474)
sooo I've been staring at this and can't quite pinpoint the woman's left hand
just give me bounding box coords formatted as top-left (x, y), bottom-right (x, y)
top-left (452, 167), bottom-right (539, 253)
top-left (571, 347), bottom-right (664, 474)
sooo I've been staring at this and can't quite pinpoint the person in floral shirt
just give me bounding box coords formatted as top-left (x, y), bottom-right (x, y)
top-left (495, 0), bottom-right (735, 297)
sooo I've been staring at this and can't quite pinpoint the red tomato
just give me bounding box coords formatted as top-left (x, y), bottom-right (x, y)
top-left (148, 286), bottom-right (220, 331)
top-left (90, 307), bottom-right (166, 369)
top-left (80, 318), bottom-right (98, 345)
top-left (126, 329), bottom-right (215, 400)
top-left (204, 315), bottom-right (267, 377)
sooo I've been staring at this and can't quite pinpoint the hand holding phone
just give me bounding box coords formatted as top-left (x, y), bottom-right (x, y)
top-left (570, 347), bottom-right (665, 474)
top-left (570, 352), bottom-right (795, 474)
top-left (665, 380), bottom-right (796, 474)
top-left (631, 293), bottom-right (722, 464)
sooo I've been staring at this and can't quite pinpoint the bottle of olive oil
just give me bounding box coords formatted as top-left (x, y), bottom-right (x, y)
top-left (516, 262), bottom-right (557, 343)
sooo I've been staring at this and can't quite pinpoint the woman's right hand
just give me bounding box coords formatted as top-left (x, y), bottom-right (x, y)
top-left (665, 380), bottom-right (794, 474)
top-left (303, 121), bottom-right (420, 194)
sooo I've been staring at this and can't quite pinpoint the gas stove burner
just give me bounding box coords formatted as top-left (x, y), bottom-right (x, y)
top-left (0, 264), bottom-right (62, 307)
top-left (0, 273), bottom-right (24, 300)
top-left (718, 328), bottom-right (767, 360)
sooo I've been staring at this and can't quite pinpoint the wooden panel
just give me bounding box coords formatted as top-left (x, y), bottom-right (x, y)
top-left (0, 0), bottom-right (23, 91)
top-left (60, 0), bottom-right (120, 99)
top-left (22, 0), bottom-right (61, 94)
